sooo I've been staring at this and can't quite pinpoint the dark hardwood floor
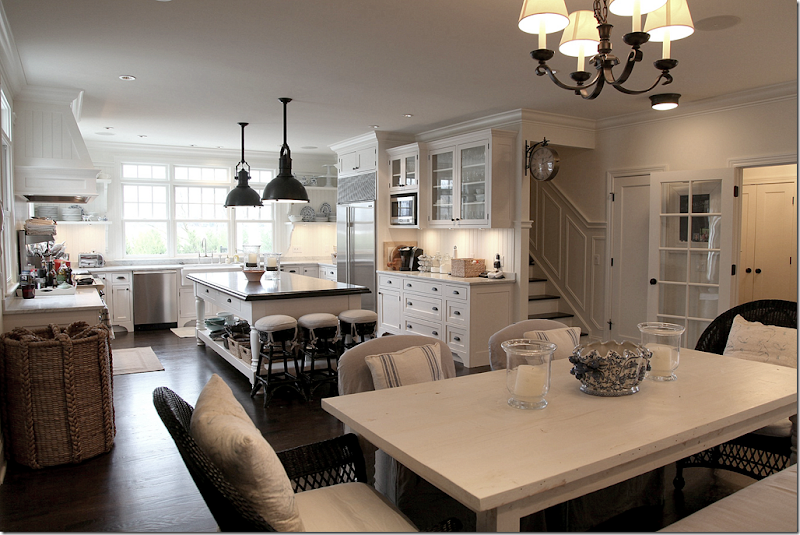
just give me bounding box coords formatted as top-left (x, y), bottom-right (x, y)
top-left (0, 329), bottom-right (752, 532)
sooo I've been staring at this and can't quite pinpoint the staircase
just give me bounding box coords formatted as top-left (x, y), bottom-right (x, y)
top-left (527, 258), bottom-right (587, 336)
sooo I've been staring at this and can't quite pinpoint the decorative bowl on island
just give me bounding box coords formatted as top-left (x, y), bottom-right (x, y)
top-left (242, 268), bottom-right (265, 282)
top-left (568, 341), bottom-right (651, 396)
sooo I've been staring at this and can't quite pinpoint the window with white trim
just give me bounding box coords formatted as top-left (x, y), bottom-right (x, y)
top-left (120, 164), bottom-right (276, 258)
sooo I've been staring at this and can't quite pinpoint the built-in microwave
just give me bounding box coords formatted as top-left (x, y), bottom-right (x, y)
top-left (390, 193), bottom-right (417, 225)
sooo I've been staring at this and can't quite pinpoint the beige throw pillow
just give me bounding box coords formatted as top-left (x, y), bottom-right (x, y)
top-left (522, 326), bottom-right (582, 360)
top-left (190, 374), bottom-right (305, 532)
top-left (364, 343), bottom-right (443, 389)
top-left (723, 314), bottom-right (797, 368)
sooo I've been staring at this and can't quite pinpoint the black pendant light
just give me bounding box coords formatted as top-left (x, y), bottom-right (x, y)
top-left (262, 98), bottom-right (309, 203)
top-left (224, 122), bottom-right (263, 207)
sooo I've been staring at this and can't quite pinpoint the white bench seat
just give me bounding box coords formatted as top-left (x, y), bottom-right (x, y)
top-left (661, 465), bottom-right (797, 533)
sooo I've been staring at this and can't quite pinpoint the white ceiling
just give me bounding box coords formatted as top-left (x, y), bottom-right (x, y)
top-left (2, 0), bottom-right (797, 157)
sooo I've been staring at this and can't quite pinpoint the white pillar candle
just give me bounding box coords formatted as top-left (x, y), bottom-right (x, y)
top-left (248, 253), bottom-right (257, 263)
top-left (514, 364), bottom-right (546, 398)
top-left (647, 343), bottom-right (678, 374)
top-left (266, 256), bottom-right (277, 267)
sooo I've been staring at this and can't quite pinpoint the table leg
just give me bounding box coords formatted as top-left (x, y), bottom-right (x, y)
top-left (194, 295), bottom-right (206, 346)
top-left (477, 505), bottom-right (522, 532)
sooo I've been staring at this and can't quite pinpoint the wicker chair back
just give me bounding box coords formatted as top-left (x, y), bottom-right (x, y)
top-left (695, 299), bottom-right (797, 354)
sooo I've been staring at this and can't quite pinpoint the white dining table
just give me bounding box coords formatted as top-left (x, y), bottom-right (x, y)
top-left (322, 348), bottom-right (798, 531)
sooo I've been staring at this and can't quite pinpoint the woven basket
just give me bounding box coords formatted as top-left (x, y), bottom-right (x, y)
top-left (0, 322), bottom-right (115, 469)
top-left (450, 258), bottom-right (485, 278)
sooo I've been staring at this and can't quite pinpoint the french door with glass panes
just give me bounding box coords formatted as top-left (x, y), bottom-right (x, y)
top-left (647, 168), bottom-right (740, 349)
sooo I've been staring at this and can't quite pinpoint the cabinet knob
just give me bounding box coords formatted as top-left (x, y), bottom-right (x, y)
top-left (407, 301), bottom-right (412, 306)
top-left (408, 324), bottom-right (413, 330)
top-left (406, 283), bottom-right (412, 287)
top-left (432, 307), bottom-right (438, 312)
top-left (454, 336), bottom-right (461, 342)
top-left (454, 311), bottom-right (460, 316)
top-left (649, 278), bottom-right (657, 285)
top-left (755, 268), bottom-right (762, 274)
top-left (227, 298), bottom-right (232, 303)
top-left (453, 290), bottom-right (459, 295)
top-left (387, 280), bottom-right (392, 284)
top-left (432, 287), bottom-right (438, 291)
top-left (746, 268), bottom-right (752, 273)
top-left (432, 331), bottom-right (438, 336)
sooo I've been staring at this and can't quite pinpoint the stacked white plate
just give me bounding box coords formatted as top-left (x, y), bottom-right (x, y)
top-left (34, 205), bottom-right (59, 220)
top-left (59, 205), bottom-right (83, 221)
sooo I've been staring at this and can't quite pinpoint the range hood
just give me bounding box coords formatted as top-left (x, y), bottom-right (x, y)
top-left (14, 87), bottom-right (100, 204)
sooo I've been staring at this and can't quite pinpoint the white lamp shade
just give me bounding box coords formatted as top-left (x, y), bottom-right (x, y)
top-left (644, 0), bottom-right (694, 41)
top-left (559, 10), bottom-right (600, 57)
top-left (518, 0), bottom-right (570, 34)
top-left (609, 0), bottom-right (668, 16)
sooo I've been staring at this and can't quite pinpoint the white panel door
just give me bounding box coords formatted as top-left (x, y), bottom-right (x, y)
top-left (609, 175), bottom-right (651, 343)
top-left (647, 168), bottom-right (739, 349)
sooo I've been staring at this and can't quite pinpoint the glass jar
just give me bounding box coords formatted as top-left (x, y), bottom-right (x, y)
top-left (242, 245), bottom-right (261, 267)
top-left (502, 339), bottom-right (556, 410)
top-left (263, 252), bottom-right (281, 276)
top-left (638, 322), bottom-right (685, 381)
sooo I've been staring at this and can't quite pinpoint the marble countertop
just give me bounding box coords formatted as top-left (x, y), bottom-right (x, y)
top-left (4, 287), bottom-right (105, 315)
top-left (187, 271), bottom-right (369, 301)
top-left (80, 258), bottom-right (335, 274)
top-left (376, 269), bottom-right (515, 285)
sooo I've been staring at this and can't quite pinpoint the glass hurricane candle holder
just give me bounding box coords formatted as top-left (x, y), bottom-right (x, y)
top-left (242, 244), bottom-right (261, 268)
top-left (263, 253), bottom-right (281, 277)
top-left (638, 322), bottom-right (685, 381)
top-left (502, 339), bottom-right (556, 410)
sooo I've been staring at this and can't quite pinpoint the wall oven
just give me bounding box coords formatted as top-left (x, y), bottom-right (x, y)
top-left (390, 193), bottom-right (417, 225)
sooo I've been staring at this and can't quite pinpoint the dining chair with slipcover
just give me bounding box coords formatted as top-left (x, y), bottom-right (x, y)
top-left (153, 376), bottom-right (459, 532)
top-left (673, 299), bottom-right (798, 489)
top-left (337, 335), bottom-right (474, 531)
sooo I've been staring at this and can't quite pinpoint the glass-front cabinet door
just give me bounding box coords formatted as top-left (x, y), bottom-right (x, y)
top-left (457, 140), bottom-right (488, 226)
top-left (389, 153), bottom-right (419, 190)
top-left (647, 168), bottom-right (739, 349)
top-left (429, 147), bottom-right (454, 225)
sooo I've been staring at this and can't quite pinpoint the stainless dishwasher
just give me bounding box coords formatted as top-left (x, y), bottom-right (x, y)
top-left (133, 270), bottom-right (178, 330)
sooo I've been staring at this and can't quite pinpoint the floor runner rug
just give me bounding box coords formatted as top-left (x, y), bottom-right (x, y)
top-left (113, 347), bottom-right (165, 375)
top-left (170, 327), bottom-right (196, 338)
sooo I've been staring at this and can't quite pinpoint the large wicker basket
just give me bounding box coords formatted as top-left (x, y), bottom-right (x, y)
top-left (0, 322), bottom-right (115, 469)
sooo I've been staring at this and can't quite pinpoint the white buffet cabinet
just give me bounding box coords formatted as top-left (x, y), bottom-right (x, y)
top-left (376, 270), bottom-right (515, 368)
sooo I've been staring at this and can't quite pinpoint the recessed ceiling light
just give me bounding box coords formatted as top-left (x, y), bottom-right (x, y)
top-left (301, 146), bottom-right (318, 150)
top-left (403, 114), bottom-right (413, 118)
top-left (138, 134), bottom-right (147, 138)
top-left (370, 125), bottom-right (380, 129)
top-left (95, 131), bottom-right (114, 136)
top-left (119, 75), bottom-right (136, 81)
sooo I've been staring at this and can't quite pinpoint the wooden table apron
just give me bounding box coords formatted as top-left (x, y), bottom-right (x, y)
top-left (321, 349), bottom-right (798, 531)
top-left (189, 271), bottom-right (367, 384)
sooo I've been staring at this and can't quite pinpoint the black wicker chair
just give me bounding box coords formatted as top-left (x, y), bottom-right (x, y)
top-left (673, 299), bottom-right (798, 489)
top-left (153, 386), bottom-right (461, 532)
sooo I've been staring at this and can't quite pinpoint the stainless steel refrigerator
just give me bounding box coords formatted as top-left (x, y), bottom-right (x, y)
top-left (337, 201), bottom-right (376, 311)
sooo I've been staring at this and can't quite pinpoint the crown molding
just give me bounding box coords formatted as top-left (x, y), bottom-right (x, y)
top-left (597, 82), bottom-right (797, 131)
top-left (0, 2), bottom-right (24, 97)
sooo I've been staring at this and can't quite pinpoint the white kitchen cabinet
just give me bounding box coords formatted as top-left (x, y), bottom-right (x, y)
top-left (302, 265), bottom-right (319, 278)
top-left (426, 129), bottom-right (514, 229)
top-left (388, 143), bottom-right (423, 192)
top-left (108, 271), bottom-right (133, 332)
top-left (338, 146), bottom-right (377, 175)
top-left (376, 271), bottom-right (514, 367)
top-left (318, 264), bottom-right (337, 281)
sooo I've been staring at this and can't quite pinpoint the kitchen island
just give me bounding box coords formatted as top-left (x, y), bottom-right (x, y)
top-left (187, 271), bottom-right (370, 383)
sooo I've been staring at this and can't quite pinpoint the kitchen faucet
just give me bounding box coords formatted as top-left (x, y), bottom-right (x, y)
top-left (201, 238), bottom-right (207, 257)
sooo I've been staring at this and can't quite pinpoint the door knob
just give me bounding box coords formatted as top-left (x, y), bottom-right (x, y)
top-left (746, 268), bottom-right (752, 273)
top-left (755, 268), bottom-right (762, 274)
top-left (649, 278), bottom-right (657, 285)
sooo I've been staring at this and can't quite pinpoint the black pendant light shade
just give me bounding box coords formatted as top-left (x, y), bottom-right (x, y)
top-left (224, 122), bottom-right (263, 207)
top-left (262, 98), bottom-right (309, 203)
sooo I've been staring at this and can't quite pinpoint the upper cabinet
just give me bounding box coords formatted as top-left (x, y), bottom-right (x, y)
top-left (426, 129), bottom-right (514, 229)
top-left (388, 143), bottom-right (424, 193)
top-left (338, 146), bottom-right (377, 175)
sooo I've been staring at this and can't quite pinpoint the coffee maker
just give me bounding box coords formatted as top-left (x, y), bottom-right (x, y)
top-left (398, 246), bottom-right (423, 271)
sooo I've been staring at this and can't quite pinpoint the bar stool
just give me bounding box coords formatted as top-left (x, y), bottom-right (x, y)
top-left (250, 314), bottom-right (306, 407)
top-left (297, 313), bottom-right (340, 397)
top-left (339, 309), bottom-right (378, 348)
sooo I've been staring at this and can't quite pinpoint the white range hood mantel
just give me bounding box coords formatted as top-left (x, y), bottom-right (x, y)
top-left (13, 87), bottom-right (100, 204)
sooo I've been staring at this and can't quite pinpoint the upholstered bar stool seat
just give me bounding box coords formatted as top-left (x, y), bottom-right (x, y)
top-left (250, 314), bottom-right (305, 406)
top-left (339, 309), bottom-right (378, 348)
top-left (297, 313), bottom-right (340, 397)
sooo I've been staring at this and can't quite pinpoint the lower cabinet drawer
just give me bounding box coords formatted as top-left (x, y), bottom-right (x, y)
top-left (378, 274), bottom-right (403, 289)
top-left (215, 293), bottom-right (241, 313)
top-left (403, 294), bottom-right (443, 322)
top-left (446, 300), bottom-right (469, 325)
top-left (403, 317), bottom-right (443, 339)
top-left (446, 325), bottom-right (468, 354)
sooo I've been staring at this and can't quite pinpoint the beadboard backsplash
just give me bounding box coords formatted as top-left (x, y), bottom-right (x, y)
top-left (417, 228), bottom-right (515, 274)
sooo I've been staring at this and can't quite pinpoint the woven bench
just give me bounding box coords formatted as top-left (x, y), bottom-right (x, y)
top-left (660, 464), bottom-right (798, 532)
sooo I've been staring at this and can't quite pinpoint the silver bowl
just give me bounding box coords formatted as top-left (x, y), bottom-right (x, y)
top-left (568, 341), bottom-right (651, 396)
